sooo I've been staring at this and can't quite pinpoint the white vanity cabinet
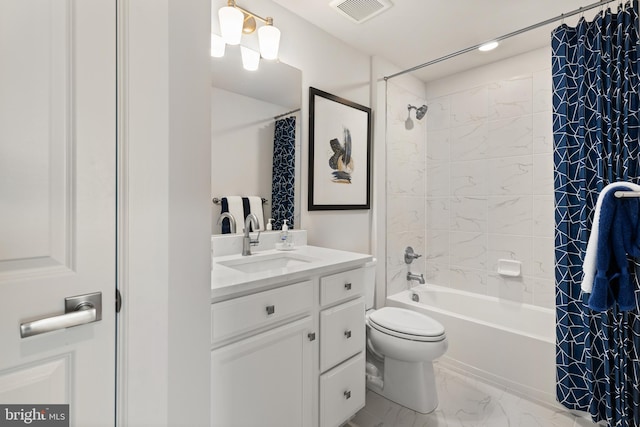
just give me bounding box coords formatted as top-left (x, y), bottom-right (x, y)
top-left (210, 245), bottom-right (372, 427)
top-left (318, 268), bottom-right (366, 427)
top-left (211, 317), bottom-right (314, 427)
top-left (211, 280), bottom-right (315, 427)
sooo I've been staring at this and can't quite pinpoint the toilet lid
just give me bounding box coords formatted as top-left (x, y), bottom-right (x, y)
top-left (368, 307), bottom-right (445, 339)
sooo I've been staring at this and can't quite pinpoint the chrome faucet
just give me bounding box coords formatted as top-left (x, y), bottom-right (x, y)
top-left (407, 272), bottom-right (425, 284)
top-left (242, 213), bottom-right (260, 256)
top-left (218, 212), bottom-right (236, 234)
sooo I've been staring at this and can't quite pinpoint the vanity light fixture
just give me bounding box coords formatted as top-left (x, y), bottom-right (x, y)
top-left (212, 0), bottom-right (281, 69)
top-left (478, 40), bottom-right (499, 52)
top-left (211, 34), bottom-right (226, 57)
top-left (240, 46), bottom-right (260, 71)
top-left (257, 17), bottom-right (281, 60)
top-left (218, 3), bottom-right (244, 45)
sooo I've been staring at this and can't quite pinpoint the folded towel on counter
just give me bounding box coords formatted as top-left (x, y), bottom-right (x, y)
top-left (582, 182), bottom-right (640, 293)
top-left (587, 185), bottom-right (640, 312)
top-left (220, 196), bottom-right (265, 234)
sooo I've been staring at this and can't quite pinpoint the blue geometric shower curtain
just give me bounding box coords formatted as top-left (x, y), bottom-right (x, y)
top-left (553, 2), bottom-right (640, 425)
top-left (271, 116), bottom-right (296, 230)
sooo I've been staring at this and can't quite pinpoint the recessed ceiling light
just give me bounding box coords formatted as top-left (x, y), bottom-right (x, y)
top-left (478, 41), bottom-right (499, 52)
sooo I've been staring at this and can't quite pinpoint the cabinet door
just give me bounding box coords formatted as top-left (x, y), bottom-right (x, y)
top-left (320, 298), bottom-right (365, 372)
top-left (320, 353), bottom-right (366, 427)
top-left (211, 316), bottom-right (314, 427)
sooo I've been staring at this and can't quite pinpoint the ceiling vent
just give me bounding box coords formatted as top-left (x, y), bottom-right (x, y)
top-left (329, 0), bottom-right (393, 24)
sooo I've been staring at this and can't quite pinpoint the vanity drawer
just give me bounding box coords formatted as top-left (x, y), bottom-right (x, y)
top-left (212, 280), bottom-right (313, 344)
top-left (320, 297), bottom-right (364, 372)
top-left (320, 268), bottom-right (365, 307)
top-left (320, 352), bottom-right (365, 427)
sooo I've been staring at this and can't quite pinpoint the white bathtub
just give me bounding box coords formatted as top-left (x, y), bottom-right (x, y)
top-left (386, 284), bottom-right (557, 406)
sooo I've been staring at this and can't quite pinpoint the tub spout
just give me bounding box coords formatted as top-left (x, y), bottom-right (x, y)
top-left (407, 272), bottom-right (425, 284)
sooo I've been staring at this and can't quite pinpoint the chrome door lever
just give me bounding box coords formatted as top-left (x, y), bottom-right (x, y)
top-left (20, 292), bottom-right (102, 338)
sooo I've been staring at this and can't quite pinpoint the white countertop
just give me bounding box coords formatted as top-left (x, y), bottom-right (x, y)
top-left (211, 245), bottom-right (373, 302)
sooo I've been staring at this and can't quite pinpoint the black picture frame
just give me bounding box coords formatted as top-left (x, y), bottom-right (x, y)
top-left (308, 87), bottom-right (372, 211)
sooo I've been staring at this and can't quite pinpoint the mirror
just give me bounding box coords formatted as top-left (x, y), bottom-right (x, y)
top-left (210, 46), bottom-right (302, 235)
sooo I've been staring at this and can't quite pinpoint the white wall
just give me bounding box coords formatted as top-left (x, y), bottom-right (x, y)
top-left (122, 0), bottom-right (211, 425)
top-left (419, 47), bottom-right (555, 308)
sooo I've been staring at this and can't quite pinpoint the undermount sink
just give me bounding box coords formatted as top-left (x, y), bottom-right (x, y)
top-left (218, 252), bottom-right (315, 274)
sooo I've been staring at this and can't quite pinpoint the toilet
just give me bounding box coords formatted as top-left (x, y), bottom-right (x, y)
top-left (363, 261), bottom-right (448, 414)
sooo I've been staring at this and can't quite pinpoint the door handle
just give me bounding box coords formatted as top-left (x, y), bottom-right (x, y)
top-left (20, 292), bottom-right (102, 338)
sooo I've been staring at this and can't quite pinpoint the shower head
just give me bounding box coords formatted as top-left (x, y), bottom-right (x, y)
top-left (408, 104), bottom-right (428, 120)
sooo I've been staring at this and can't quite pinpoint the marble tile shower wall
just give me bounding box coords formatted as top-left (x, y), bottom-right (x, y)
top-left (386, 80), bottom-right (429, 296)
top-left (424, 70), bottom-right (555, 308)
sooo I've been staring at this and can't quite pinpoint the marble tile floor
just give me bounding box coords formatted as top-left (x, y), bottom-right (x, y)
top-left (349, 363), bottom-right (605, 427)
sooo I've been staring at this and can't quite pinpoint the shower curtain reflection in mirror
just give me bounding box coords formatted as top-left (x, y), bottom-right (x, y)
top-left (271, 116), bottom-right (296, 230)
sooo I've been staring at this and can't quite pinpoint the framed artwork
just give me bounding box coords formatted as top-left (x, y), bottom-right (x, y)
top-left (308, 87), bottom-right (372, 210)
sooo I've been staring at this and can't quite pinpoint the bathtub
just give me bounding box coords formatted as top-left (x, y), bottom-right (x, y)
top-left (386, 284), bottom-right (557, 406)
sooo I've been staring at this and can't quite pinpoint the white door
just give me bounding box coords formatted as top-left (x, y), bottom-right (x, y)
top-left (0, 0), bottom-right (116, 425)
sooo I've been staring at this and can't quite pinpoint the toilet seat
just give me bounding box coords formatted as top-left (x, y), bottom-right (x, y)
top-left (368, 307), bottom-right (445, 342)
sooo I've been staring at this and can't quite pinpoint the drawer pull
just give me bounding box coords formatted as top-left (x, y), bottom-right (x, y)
top-left (266, 305), bottom-right (275, 315)
top-left (344, 390), bottom-right (351, 400)
top-left (344, 282), bottom-right (352, 290)
top-left (344, 329), bottom-right (352, 339)
top-left (308, 332), bottom-right (316, 341)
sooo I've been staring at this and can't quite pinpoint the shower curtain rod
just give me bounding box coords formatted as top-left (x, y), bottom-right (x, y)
top-left (384, 0), bottom-right (620, 81)
top-left (274, 108), bottom-right (300, 120)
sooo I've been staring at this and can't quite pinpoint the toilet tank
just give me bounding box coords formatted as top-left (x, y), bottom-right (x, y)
top-left (364, 259), bottom-right (377, 310)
